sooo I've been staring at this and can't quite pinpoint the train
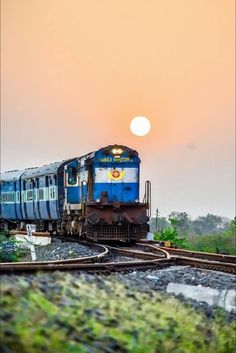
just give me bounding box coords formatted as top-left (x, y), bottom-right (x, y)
top-left (0, 145), bottom-right (151, 242)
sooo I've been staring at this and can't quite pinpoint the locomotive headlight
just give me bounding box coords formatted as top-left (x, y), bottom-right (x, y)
top-left (135, 199), bottom-right (139, 203)
top-left (96, 198), bottom-right (101, 203)
top-left (111, 147), bottom-right (124, 155)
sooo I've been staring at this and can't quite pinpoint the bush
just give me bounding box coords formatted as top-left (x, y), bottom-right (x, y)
top-left (153, 227), bottom-right (188, 248)
top-left (0, 233), bottom-right (29, 262)
top-left (186, 230), bottom-right (236, 255)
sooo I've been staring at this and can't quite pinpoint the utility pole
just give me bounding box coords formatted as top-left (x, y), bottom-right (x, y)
top-left (155, 208), bottom-right (159, 232)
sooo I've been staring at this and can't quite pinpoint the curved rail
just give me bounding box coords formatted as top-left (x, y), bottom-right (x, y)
top-left (0, 257), bottom-right (173, 273)
top-left (105, 245), bottom-right (169, 260)
top-left (136, 243), bottom-right (171, 259)
top-left (1, 238), bottom-right (235, 274)
top-left (139, 240), bottom-right (236, 263)
top-left (0, 243), bottom-right (109, 269)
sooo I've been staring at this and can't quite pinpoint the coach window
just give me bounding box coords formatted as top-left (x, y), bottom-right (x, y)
top-left (68, 167), bottom-right (77, 185)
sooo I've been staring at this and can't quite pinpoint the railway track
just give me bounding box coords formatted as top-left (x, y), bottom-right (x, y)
top-left (105, 244), bottom-right (171, 260)
top-left (2, 232), bottom-right (236, 274)
top-left (139, 240), bottom-right (236, 263)
top-left (0, 256), bottom-right (172, 274)
top-left (1, 241), bottom-right (236, 274)
top-left (0, 242), bottom-right (109, 270)
top-left (174, 256), bottom-right (236, 274)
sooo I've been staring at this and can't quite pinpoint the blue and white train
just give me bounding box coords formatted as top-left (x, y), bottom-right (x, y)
top-left (0, 145), bottom-right (150, 241)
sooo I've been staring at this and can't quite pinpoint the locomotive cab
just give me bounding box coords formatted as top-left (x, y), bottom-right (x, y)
top-left (64, 145), bottom-right (150, 241)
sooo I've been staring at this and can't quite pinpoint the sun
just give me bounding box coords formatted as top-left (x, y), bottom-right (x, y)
top-left (130, 116), bottom-right (151, 136)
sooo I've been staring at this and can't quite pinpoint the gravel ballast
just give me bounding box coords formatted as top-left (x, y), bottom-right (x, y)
top-left (115, 266), bottom-right (236, 292)
top-left (20, 241), bottom-right (102, 261)
top-left (1, 266), bottom-right (235, 318)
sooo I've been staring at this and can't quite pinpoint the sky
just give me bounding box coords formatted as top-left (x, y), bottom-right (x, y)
top-left (1, 0), bottom-right (235, 219)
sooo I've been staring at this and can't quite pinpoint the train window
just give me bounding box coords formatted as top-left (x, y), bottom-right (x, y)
top-left (27, 190), bottom-right (33, 201)
top-left (68, 167), bottom-right (77, 185)
top-left (1, 193), bottom-right (15, 203)
top-left (38, 189), bottom-right (44, 201)
top-left (49, 186), bottom-right (56, 200)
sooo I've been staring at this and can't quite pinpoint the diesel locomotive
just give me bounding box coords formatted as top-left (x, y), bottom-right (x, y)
top-left (0, 145), bottom-right (151, 241)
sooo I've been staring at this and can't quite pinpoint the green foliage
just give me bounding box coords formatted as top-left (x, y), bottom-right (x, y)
top-left (149, 212), bottom-right (231, 235)
top-left (230, 217), bottom-right (236, 232)
top-left (153, 225), bottom-right (188, 248)
top-left (1, 273), bottom-right (235, 353)
top-left (191, 214), bottom-right (230, 235)
top-left (169, 212), bottom-right (191, 233)
top-left (149, 216), bottom-right (170, 232)
top-left (149, 212), bottom-right (235, 254)
top-left (186, 228), bottom-right (236, 255)
top-left (0, 233), bottom-right (29, 262)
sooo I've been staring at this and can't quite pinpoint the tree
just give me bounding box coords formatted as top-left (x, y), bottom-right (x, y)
top-left (168, 212), bottom-right (191, 234)
top-left (149, 216), bottom-right (170, 232)
top-left (191, 214), bottom-right (229, 234)
top-left (153, 226), bottom-right (188, 248)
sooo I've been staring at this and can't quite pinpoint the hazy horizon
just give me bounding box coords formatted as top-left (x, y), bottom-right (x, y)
top-left (1, 0), bottom-right (235, 219)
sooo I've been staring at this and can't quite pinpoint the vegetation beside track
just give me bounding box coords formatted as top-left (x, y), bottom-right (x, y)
top-left (0, 231), bottom-right (29, 262)
top-left (186, 221), bottom-right (236, 255)
top-left (153, 217), bottom-right (236, 255)
top-left (1, 272), bottom-right (235, 353)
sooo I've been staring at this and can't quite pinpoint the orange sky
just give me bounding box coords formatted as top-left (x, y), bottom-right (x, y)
top-left (1, 0), bottom-right (235, 218)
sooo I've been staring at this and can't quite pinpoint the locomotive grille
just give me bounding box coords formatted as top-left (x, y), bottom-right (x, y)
top-left (86, 224), bottom-right (147, 241)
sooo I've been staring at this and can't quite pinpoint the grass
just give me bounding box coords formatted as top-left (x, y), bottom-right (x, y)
top-left (1, 272), bottom-right (235, 353)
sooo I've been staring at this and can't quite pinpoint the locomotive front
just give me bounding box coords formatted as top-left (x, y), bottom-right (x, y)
top-left (85, 145), bottom-right (150, 241)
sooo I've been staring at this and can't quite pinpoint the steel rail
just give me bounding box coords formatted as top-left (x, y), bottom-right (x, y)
top-left (0, 243), bottom-right (109, 267)
top-left (106, 244), bottom-right (171, 259)
top-left (107, 245), bottom-right (236, 273)
top-left (105, 245), bottom-right (166, 260)
top-left (0, 257), bottom-right (173, 273)
top-left (174, 256), bottom-right (236, 274)
top-left (139, 240), bottom-right (236, 263)
top-left (136, 243), bottom-right (171, 259)
top-left (1, 253), bottom-right (235, 274)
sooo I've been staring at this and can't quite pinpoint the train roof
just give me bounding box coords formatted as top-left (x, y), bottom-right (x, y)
top-left (0, 169), bottom-right (26, 182)
top-left (1, 159), bottom-right (75, 182)
top-left (21, 160), bottom-right (75, 179)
